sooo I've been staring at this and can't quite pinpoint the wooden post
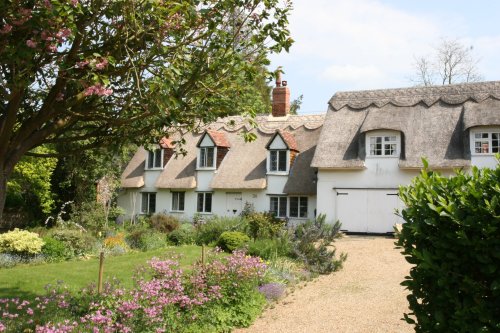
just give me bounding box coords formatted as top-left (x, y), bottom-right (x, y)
top-left (98, 252), bottom-right (104, 294)
top-left (201, 244), bottom-right (205, 266)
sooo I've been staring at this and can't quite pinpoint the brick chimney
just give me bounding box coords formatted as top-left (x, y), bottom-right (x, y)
top-left (272, 71), bottom-right (290, 117)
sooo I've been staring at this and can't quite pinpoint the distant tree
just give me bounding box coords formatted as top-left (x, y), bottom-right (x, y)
top-left (290, 94), bottom-right (303, 115)
top-left (412, 38), bottom-right (483, 86)
top-left (0, 0), bottom-right (293, 219)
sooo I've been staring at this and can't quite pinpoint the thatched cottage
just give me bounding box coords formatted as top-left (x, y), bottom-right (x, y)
top-left (118, 80), bottom-right (500, 233)
top-left (118, 77), bottom-right (324, 224)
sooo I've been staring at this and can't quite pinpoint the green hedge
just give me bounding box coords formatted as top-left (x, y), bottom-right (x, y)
top-left (397, 160), bottom-right (500, 332)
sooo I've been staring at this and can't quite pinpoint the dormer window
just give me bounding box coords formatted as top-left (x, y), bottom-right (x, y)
top-left (199, 147), bottom-right (215, 168)
top-left (270, 150), bottom-right (287, 171)
top-left (147, 148), bottom-right (164, 169)
top-left (472, 131), bottom-right (500, 154)
top-left (196, 130), bottom-right (230, 170)
top-left (266, 130), bottom-right (299, 174)
top-left (366, 131), bottom-right (400, 157)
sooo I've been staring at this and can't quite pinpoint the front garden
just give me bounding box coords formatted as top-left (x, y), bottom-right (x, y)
top-left (0, 204), bottom-right (346, 332)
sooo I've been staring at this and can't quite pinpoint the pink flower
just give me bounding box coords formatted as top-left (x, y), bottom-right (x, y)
top-left (26, 308), bottom-right (34, 316)
top-left (26, 39), bottom-right (37, 48)
top-left (84, 84), bottom-right (113, 97)
top-left (46, 44), bottom-right (57, 52)
top-left (76, 60), bottom-right (89, 68)
top-left (0, 24), bottom-right (12, 34)
top-left (94, 58), bottom-right (108, 70)
top-left (71, 0), bottom-right (79, 7)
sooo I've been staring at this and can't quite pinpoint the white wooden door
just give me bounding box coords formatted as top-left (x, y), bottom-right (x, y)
top-left (226, 192), bottom-right (242, 216)
top-left (336, 189), bottom-right (402, 233)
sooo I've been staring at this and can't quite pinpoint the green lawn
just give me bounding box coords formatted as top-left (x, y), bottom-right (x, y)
top-left (0, 245), bottom-right (204, 300)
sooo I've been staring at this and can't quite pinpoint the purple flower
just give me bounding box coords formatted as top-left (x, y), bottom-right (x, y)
top-left (258, 283), bottom-right (286, 301)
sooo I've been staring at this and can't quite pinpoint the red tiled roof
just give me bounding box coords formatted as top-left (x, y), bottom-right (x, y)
top-left (159, 137), bottom-right (174, 149)
top-left (205, 130), bottom-right (231, 148)
top-left (279, 130), bottom-right (298, 151)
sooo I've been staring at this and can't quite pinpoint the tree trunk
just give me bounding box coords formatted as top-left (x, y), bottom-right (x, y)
top-left (0, 170), bottom-right (7, 223)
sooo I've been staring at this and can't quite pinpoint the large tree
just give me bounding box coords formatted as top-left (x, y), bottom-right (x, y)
top-left (0, 0), bottom-right (292, 218)
top-left (412, 38), bottom-right (483, 86)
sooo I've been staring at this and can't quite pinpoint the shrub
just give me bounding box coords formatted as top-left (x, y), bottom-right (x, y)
top-left (195, 216), bottom-right (247, 245)
top-left (397, 162), bottom-right (500, 332)
top-left (41, 236), bottom-right (69, 261)
top-left (168, 224), bottom-right (196, 245)
top-left (150, 213), bottom-right (180, 234)
top-left (125, 227), bottom-right (167, 251)
top-left (258, 282), bottom-right (286, 301)
top-left (292, 214), bottom-right (346, 274)
top-left (217, 231), bottom-right (250, 252)
top-left (0, 228), bottom-right (45, 255)
top-left (247, 233), bottom-right (293, 260)
top-left (48, 228), bottom-right (97, 257)
top-left (246, 212), bottom-right (285, 240)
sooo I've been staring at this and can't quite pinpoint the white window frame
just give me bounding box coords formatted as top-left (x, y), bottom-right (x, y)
top-left (198, 146), bottom-right (216, 169)
top-left (197, 192), bottom-right (213, 214)
top-left (366, 131), bottom-right (400, 157)
top-left (171, 191), bottom-right (185, 212)
top-left (269, 196), bottom-right (287, 218)
top-left (146, 148), bottom-right (164, 170)
top-left (470, 128), bottom-right (500, 155)
top-left (141, 192), bottom-right (156, 214)
top-left (289, 196), bottom-right (308, 218)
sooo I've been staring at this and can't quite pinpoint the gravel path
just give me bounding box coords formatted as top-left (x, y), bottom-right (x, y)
top-left (235, 236), bottom-right (414, 333)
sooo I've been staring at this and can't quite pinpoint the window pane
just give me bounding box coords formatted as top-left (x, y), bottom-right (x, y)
top-left (289, 197), bottom-right (298, 217)
top-left (200, 148), bottom-right (206, 167)
top-left (148, 151), bottom-right (154, 169)
top-left (492, 133), bottom-right (499, 153)
top-left (172, 192), bottom-right (178, 210)
top-left (279, 197), bottom-right (287, 217)
top-left (299, 197), bottom-right (308, 218)
top-left (197, 193), bottom-right (204, 212)
top-left (270, 197), bottom-right (279, 215)
top-left (205, 193), bottom-right (212, 213)
top-left (141, 193), bottom-right (148, 213)
top-left (206, 147), bottom-right (214, 167)
top-left (154, 149), bottom-right (162, 168)
top-left (270, 151), bottom-right (277, 171)
top-left (278, 151), bottom-right (287, 171)
top-left (179, 192), bottom-right (185, 211)
top-left (149, 193), bottom-right (156, 213)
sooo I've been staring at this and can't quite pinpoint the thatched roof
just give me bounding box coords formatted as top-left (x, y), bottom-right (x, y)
top-left (121, 114), bottom-right (325, 193)
top-left (121, 147), bottom-right (146, 188)
top-left (313, 81), bottom-right (500, 169)
top-left (155, 132), bottom-right (199, 189)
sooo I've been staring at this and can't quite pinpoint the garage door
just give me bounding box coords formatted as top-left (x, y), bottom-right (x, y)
top-left (336, 189), bottom-right (403, 233)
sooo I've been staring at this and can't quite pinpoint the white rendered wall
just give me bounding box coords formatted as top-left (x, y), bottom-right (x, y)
top-left (471, 155), bottom-right (499, 169)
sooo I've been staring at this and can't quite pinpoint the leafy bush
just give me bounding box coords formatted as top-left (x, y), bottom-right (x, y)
top-left (258, 282), bottom-right (286, 301)
top-left (397, 162), bottom-right (500, 332)
top-left (125, 227), bottom-right (167, 251)
top-left (292, 214), bottom-right (346, 274)
top-left (0, 228), bottom-right (45, 255)
top-left (195, 216), bottom-right (247, 245)
top-left (41, 236), bottom-right (69, 261)
top-left (217, 231), bottom-right (250, 252)
top-left (247, 233), bottom-right (293, 260)
top-left (168, 223), bottom-right (196, 245)
top-left (47, 228), bottom-right (97, 257)
top-left (246, 212), bottom-right (285, 240)
top-left (150, 213), bottom-right (180, 234)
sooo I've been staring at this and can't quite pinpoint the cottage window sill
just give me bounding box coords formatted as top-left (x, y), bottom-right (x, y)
top-left (267, 171), bottom-right (289, 176)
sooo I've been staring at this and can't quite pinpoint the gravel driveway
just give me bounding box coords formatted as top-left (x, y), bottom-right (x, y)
top-left (235, 236), bottom-right (414, 333)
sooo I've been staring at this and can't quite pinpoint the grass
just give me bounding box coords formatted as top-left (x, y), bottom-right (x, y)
top-left (0, 245), bottom-right (204, 300)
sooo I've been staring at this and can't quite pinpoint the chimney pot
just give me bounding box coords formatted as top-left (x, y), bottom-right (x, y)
top-left (282, 80), bottom-right (287, 86)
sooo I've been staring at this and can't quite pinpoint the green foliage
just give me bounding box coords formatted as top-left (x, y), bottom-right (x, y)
top-left (125, 226), bottom-right (168, 251)
top-left (195, 216), bottom-right (247, 245)
top-left (217, 231), bottom-right (250, 252)
top-left (47, 229), bottom-right (97, 257)
top-left (290, 94), bottom-right (304, 115)
top-left (397, 162), bottom-right (500, 332)
top-left (292, 214), bottom-right (346, 274)
top-left (41, 237), bottom-right (70, 262)
top-left (247, 233), bottom-right (293, 260)
top-left (0, 228), bottom-right (45, 255)
top-left (168, 224), bottom-right (196, 245)
top-left (246, 212), bottom-right (286, 240)
top-left (150, 213), bottom-right (180, 234)
top-left (5, 146), bottom-right (57, 222)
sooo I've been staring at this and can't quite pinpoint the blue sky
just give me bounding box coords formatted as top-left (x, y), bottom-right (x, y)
top-left (269, 0), bottom-right (500, 114)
